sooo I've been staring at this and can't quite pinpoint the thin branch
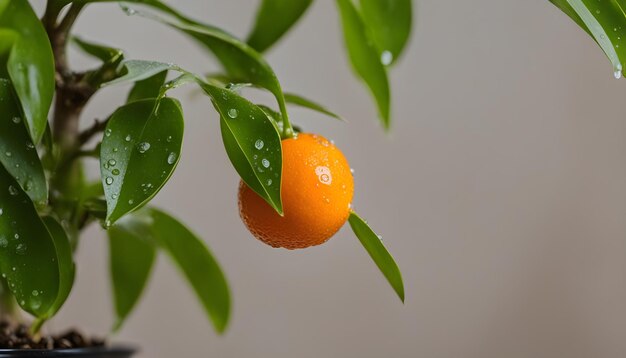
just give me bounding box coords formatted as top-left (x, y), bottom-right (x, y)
top-left (78, 118), bottom-right (109, 145)
top-left (57, 4), bottom-right (85, 35)
top-left (49, 3), bottom-right (84, 76)
top-left (42, 1), bottom-right (61, 29)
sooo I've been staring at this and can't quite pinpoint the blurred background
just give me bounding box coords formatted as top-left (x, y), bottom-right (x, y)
top-left (39, 1), bottom-right (626, 357)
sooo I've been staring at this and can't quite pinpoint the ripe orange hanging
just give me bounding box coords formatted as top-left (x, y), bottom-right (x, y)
top-left (238, 133), bottom-right (354, 249)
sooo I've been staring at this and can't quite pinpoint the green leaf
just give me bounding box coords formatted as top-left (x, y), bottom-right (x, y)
top-left (72, 36), bottom-right (124, 63)
top-left (247, 0), bottom-right (314, 52)
top-left (0, 166), bottom-right (71, 318)
top-left (103, 60), bottom-right (178, 88)
top-left (348, 212), bottom-right (404, 302)
top-left (100, 97), bottom-right (184, 226)
top-left (0, 79), bottom-right (47, 206)
top-left (57, 0), bottom-right (293, 122)
top-left (284, 93), bottom-right (344, 121)
top-left (336, 0), bottom-right (391, 129)
top-left (108, 216), bottom-right (156, 331)
top-left (0, 29), bottom-right (17, 62)
top-left (117, 4), bottom-right (292, 123)
top-left (359, 0), bottom-right (412, 66)
top-left (127, 70), bottom-right (168, 103)
top-left (257, 104), bottom-right (285, 134)
top-left (550, 0), bottom-right (626, 78)
top-left (148, 208), bottom-right (230, 334)
top-left (197, 81), bottom-right (283, 214)
top-left (0, 0), bottom-right (55, 143)
top-left (40, 216), bottom-right (75, 319)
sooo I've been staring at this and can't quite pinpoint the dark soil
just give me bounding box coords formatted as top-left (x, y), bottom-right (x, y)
top-left (0, 321), bottom-right (106, 350)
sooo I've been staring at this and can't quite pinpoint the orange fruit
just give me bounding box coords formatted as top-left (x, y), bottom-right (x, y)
top-left (238, 133), bottom-right (354, 249)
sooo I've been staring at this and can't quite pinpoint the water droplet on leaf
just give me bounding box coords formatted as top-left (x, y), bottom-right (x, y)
top-left (137, 142), bottom-right (151, 153)
top-left (167, 152), bottom-right (177, 165)
top-left (255, 139), bottom-right (264, 150)
top-left (15, 243), bottom-right (26, 255)
top-left (381, 50), bottom-right (393, 66)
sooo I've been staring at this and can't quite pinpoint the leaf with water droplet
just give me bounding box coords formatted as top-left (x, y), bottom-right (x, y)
top-left (348, 212), bottom-right (404, 302)
top-left (0, 165), bottom-right (73, 321)
top-left (550, 0), bottom-right (626, 79)
top-left (336, 0), bottom-right (391, 129)
top-left (358, 0), bottom-right (412, 67)
top-left (100, 98), bottom-right (184, 225)
top-left (0, 79), bottom-right (47, 205)
top-left (197, 81), bottom-right (283, 214)
top-left (109, 4), bottom-right (292, 126)
top-left (0, 0), bottom-right (55, 143)
top-left (103, 60), bottom-right (179, 88)
top-left (40, 216), bottom-right (75, 321)
top-left (126, 70), bottom-right (168, 103)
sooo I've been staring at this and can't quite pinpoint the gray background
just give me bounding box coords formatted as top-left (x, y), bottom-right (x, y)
top-left (39, 1), bottom-right (626, 357)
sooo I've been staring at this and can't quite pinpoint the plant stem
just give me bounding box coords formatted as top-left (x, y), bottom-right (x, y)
top-left (44, 3), bottom-right (93, 152)
top-left (278, 95), bottom-right (295, 138)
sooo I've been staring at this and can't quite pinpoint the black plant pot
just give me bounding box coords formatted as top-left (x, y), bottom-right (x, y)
top-left (0, 347), bottom-right (135, 357)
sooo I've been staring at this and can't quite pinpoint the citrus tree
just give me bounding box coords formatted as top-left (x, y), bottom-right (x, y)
top-left (0, 0), bottom-right (411, 336)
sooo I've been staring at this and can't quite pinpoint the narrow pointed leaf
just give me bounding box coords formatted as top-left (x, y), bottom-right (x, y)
top-left (100, 98), bottom-right (184, 226)
top-left (550, 0), bottom-right (626, 77)
top-left (148, 208), bottom-right (230, 334)
top-left (72, 36), bottom-right (124, 63)
top-left (197, 81), bottom-right (283, 214)
top-left (359, 0), bottom-right (412, 66)
top-left (116, 3), bottom-right (291, 121)
top-left (0, 166), bottom-right (67, 317)
top-left (336, 0), bottom-right (391, 129)
top-left (41, 216), bottom-right (75, 319)
top-left (0, 79), bottom-right (47, 205)
top-left (69, 37), bottom-right (125, 87)
top-left (284, 93), bottom-right (344, 121)
top-left (108, 216), bottom-right (156, 331)
top-left (127, 70), bottom-right (168, 103)
top-left (57, 0), bottom-right (292, 120)
top-left (103, 60), bottom-right (177, 88)
top-left (0, 0), bottom-right (55, 143)
top-left (247, 0), bottom-right (314, 52)
top-left (348, 212), bottom-right (404, 302)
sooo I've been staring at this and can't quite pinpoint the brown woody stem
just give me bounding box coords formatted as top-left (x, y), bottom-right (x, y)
top-left (43, 3), bottom-right (93, 152)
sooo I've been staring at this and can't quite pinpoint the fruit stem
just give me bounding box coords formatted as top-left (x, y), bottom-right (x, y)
top-left (278, 95), bottom-right (295, 138)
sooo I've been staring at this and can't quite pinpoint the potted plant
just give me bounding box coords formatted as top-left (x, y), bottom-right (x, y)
top-left (0, 0), bottom-right (412, 356)
top-left (0, 0), bottom-right (621, 356)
